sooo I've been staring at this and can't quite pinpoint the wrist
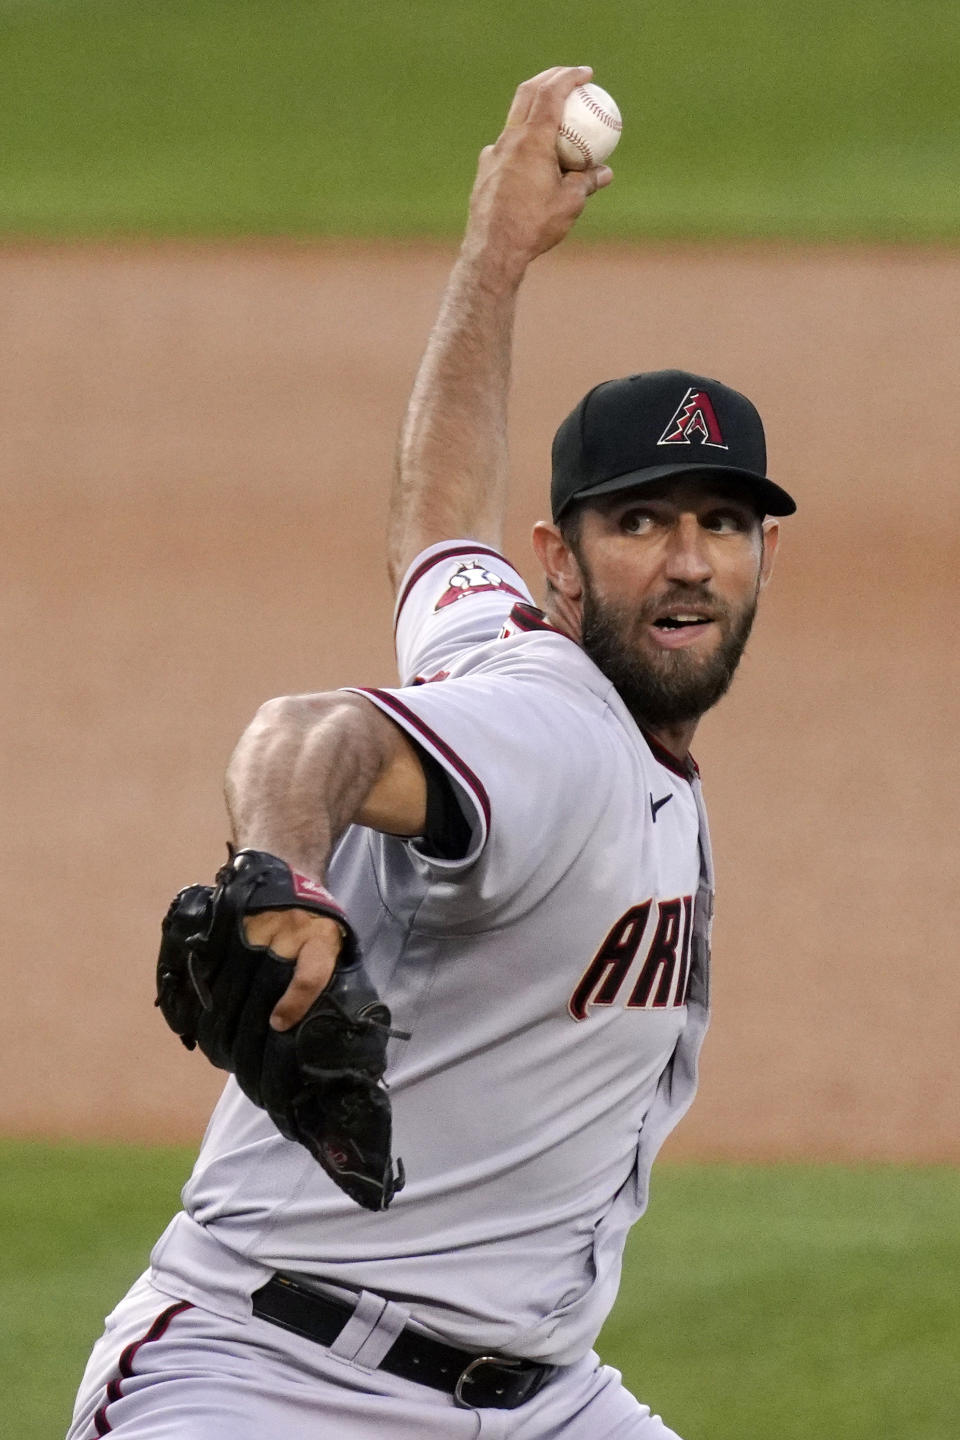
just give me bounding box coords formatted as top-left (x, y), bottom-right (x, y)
top-left (455, 234), bottom-right (528, 299)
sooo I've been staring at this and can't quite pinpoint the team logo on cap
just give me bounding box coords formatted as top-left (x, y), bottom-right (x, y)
top-left (435, 560), bottom-right (526, 611)
top-left (657, 388), bottom-right (728, 450)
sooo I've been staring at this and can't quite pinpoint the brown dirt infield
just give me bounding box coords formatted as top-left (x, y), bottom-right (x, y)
top-left (2, 241), bottom-right (957, 1161)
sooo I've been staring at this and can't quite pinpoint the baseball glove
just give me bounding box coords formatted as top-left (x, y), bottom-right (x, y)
top-left (155, 847), bottom-right (405, 1211)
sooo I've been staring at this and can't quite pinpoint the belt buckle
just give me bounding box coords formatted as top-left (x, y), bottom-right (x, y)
top-left (453, 1354), bottom-right (523, 1409)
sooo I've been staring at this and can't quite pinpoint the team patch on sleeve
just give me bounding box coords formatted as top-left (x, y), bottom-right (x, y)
top-left (435, 559), bottom-right (527, 612)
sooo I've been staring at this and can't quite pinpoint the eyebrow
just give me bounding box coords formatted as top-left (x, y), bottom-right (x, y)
top-left (601, 489), bottom-right (758, 512)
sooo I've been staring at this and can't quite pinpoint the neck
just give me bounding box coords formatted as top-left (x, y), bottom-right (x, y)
top-left (543, 591), bottom-right (582, 643)
top-left (640, 720), bottom-right (699, 763)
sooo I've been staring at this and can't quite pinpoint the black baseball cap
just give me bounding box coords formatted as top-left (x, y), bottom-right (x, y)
top-left (550, 369), bottom-right (796, 521)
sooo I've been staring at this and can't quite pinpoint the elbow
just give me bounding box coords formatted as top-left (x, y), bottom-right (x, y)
top-left (228, 694), bottom-right (302, 772)
top-left (229, 692), bottom-right (337, 767)
top-left (224, 692), bottom-right (339, 822)
top-left (246, 692), bottom-right (304, 734)
top-left (223, 689), bottom-right (383, 857)
top-left (245, 690), bottom-right (346, 734)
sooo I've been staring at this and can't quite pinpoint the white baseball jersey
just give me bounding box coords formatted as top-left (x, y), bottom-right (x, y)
top-left (150, 541), bottom-right (714, 1368)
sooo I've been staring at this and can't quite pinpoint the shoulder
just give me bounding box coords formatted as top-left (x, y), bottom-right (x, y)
top-left (394, 543), bottom-right (530, 628)
top-left (393, 541), bottom-right (535, 687)
top-left (452, 602), bottom-right (616, 712)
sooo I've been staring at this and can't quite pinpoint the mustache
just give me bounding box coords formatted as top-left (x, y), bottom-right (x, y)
top-left (633, 586), bottom-right (733, 625)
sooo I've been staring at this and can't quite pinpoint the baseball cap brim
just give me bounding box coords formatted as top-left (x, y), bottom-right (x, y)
top-left (567, 461), bottom-right (797, 517)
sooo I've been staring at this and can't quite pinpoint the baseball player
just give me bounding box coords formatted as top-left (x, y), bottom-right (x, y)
top-left (67, 67), bottom-right (794, 1439)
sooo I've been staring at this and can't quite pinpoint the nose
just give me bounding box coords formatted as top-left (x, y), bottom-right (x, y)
top-left (663, 514), bottom-right (713, 584)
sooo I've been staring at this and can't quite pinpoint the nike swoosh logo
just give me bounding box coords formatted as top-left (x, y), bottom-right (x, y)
top-left (650, 793), bottom-right (673, 822)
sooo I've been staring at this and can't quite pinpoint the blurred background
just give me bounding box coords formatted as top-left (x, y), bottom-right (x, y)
top-left (2, 2), bottom-right (958, 1436)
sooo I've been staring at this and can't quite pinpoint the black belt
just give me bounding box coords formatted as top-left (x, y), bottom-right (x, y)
top-left (251, 1273), bottom-right (554, 1411)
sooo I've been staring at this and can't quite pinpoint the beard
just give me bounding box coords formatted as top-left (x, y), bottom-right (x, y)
top-left (579, 580), bottom-right (760, 729)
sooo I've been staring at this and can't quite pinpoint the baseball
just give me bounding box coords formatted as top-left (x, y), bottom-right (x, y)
top-left (556, 82), bottom-right (622, 171)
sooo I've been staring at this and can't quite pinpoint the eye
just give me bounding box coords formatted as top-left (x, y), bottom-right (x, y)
top-left (620, 509), bottom-right (657, 535)
top-left (703, 507), bottom-right (754, 535)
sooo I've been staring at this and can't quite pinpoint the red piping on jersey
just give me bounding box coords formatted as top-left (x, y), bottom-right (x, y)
top-left (505, 602), bottom-right (560, 634)
top-left (93, 1300), bottom-right (193, 1434)
top-left (355, 687), bottom-right (492, 832)
top-left (641, 729), bottom-right (699, 781)
top-left (394, 544), bottom-right (513, 634)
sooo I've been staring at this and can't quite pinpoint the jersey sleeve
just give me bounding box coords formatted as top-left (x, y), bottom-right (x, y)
top-left (393, 542), bottom-right (535, 686)
top-left (346, 646), bottom-right (615, 925)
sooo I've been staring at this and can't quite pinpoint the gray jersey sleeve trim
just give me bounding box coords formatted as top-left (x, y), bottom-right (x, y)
top-left (392, 541), bottom-right (515, 634)
top-left (347, 685), bottom-right (491, 852)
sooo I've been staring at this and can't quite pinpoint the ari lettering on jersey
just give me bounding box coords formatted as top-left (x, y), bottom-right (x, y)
top-left (568, 896), bottom-right (694, 1019)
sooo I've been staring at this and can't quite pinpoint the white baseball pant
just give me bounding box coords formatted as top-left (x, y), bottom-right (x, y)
top-left (66, 1273), bottom-right (683, 1439)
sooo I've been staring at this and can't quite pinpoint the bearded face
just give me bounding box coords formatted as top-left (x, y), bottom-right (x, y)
top-left (579, 574), bottom-right (761, 728)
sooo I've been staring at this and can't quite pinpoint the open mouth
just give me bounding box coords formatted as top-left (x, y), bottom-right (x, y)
top-left (653, 613), bottom-right (713, 631)
top-left (648, 610), bottom-right (716, 649)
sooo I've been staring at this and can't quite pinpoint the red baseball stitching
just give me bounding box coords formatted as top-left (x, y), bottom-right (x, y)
top-left (559, 125), bottom-right (592, 164)
top-left (574, 85), bottom-right (622, 132)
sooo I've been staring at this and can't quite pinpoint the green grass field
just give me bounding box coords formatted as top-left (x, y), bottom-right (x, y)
top-left (3, 1141), bottom-right (957, 1439)
top-left (2, 0), bottom-right (960, 240)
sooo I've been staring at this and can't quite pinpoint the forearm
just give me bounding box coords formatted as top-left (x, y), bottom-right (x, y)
top-left (387, 66), bottom-right (610, 590)
top-left (389, 252), bottom-right (516, 586)
top-left (225, 692), bottom-right (425, 880)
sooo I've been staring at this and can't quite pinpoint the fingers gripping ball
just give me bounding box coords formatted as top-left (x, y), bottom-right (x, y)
top-left (156, 848), bottom-right (406, 1211)
top-left (556, 83), bottom-right (622, 171)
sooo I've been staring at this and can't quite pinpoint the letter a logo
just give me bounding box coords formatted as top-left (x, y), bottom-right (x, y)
top-left (658, 388), bottom-right (728, 450)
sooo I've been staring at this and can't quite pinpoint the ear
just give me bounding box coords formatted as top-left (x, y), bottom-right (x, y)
top-left (759, 518), bottom-right (780, 589)
top-left (531, 521), bottom-right (583, 600)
